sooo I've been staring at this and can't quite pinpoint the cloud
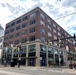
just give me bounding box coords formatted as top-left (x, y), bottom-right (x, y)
top-left (0, 0), bottom-right (76, 36)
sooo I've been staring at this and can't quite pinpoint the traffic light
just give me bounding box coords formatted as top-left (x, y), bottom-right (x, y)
top-left (47, 39), bottom-right (50, 45)
top-left (57, 38), bottom-right (61, 46)
top-left (16, 45), bottom-right (18, 49)
top-left (19, 54), bottom-right (21, 57)
top-left (57, 38), bottom-right (61, 43)
top-left (73, 34), bottom-right (75, 40)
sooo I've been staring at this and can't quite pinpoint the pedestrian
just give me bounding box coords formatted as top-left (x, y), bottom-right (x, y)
top-left (18, 57), bottom-right (21, 68)
top-left (4, 60), bottom-right (7, 67)
top-left (73, 63), bottom-right (76, 69)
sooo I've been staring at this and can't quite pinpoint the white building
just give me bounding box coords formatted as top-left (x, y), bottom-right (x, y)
top-left (0, 25), bottom-right (4, 59)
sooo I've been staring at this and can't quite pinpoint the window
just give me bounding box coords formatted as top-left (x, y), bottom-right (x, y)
top-left (48, 47), bottom-right (53, 54)
top-left (30, 12), bottom-right (36, 18)
top-left (21, 38), bottom-right (27, 43)
top-left (14, 40), bottom-right (19, 44)
top-left (40, 36), bottom-right (45, 42)
top-left (54, 35), bottom-right (57, 39)
top-left (58, 32), bottom-right (61, 36)
top-left (54, 42), bottom-right (57, 46)
top-left (28, 44), bottom-right (36, 56)
top-left (0, 39), bottom-right (2, 42)
top-left (48, 25), bottom-right (51, 30)
top-left (28, 44), bottom-right (36, 53)
top-left (53, 23), bottom-right (56, 28)
top-left (9, 41), bottom-right (13, 44)
top-left (29, 35), bottom-right (35, 41)
top-left (6, 25), bottom-right (10, 29)
top-left (11, 22), bottom-right (15, 27)
top-left (5, 30), bottom-right (9, 34)
top-left (10, 35), bottom-right (14, 39)
top-left (48, 32), bottom-right (52, 37)
top-left (16, 26), bottom-right (20, 30)
top-left (10, 28), bottom-right (14, 33)
top-left (22, 23), bottom-right (27, 28)
top-left (47, 19), bottom-right (51, 24)
top-left (21, 46), bottom-right (26, 53)
top-left (40, 13), bottom-right (45, 19)
top-left (54, 49), bottom-right (58, 54)
top-left (57, 27), bottom-right (60, 31)
top-left (16, 19), bottom-right (21, 24)
top-left (40, 20), bottom-right (45, 26)
top-left (30, 19), bottom-right (36, 25)
top-left (15, 33), bottom-right (20, 37)
top-left (22, 30), bottom-right (27, 35)
top-left (40, 28), bottom-right (45, 34)
top-left (53, 29), bottom-right (56, 33)
top-left (22, 16), bottom-right (28, 21)
top-left (0, 45), bottom-right (2, 48)
top-left (59, 51), bottom-right (63, 55)
top-left (4, 37), bottom-right (8, 41)
top-left (40, 45), bottom-right (46, 52)
top-left (30, 27), bottom-right (35, 33)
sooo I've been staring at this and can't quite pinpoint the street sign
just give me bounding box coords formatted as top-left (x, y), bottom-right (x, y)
top-left (18, 51), bottom-right (22, 54)
top-left (40, 57), bottom-right (42, 60)
top-left (5, 47), bottom-right (8, 52)
top-left (59, 57), bottom-right (61, 62)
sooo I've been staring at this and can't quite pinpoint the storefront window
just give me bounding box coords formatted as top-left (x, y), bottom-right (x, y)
top-left (40, 45), bottom-right (46, 52)
top-left (28, 44), bottom-right (36, 56)
top-left (59, 51), bottom-right (63, 55)
top-left (48, 47), bottom-right (54, 65)
top-left (13, 49), bottom-right (18, 57)
top-left (20, 46), bottom-right (26, 57)
top-left (48, 47), bottom-right (53, 54)
top-left (28, 44), bottom-right (36, 53)
top-left (54, 49), bottom-right (58, 54)
top-left (40, 45), bottom-right (46, 66)
top-left (54, 49), bottom-right (59, 66)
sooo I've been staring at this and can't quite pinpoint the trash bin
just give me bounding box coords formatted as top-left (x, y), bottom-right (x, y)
top-left (69, 64), bottom-right (73, 69)
top-left (10, 60), bottom-right (15, 67)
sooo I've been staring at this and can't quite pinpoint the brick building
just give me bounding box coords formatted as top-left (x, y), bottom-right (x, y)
top-left (3, 7), bottom-right (75, 66)
top-left (4, 7), bottom-right (74, 51)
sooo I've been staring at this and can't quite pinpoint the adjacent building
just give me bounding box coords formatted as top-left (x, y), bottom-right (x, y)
top-left (0, 25), bottom-right (4, 59)
top-left (3, 7), bottom-right (75, 66)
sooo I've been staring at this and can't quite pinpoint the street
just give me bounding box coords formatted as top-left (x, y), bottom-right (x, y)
top-left (0, 66), bottom-right (76, 75)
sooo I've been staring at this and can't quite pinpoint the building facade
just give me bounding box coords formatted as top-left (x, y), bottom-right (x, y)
top-left (2, 40), bottom-right (68, 66)
top-left (3, 7), bottom-right (76, 66)
top-left (4, 7), bottom-right (74, 51)
top-left (0, 25), bottom-right (4, 60)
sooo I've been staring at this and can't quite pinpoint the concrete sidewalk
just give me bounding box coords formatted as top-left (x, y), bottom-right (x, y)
top-left (0, 65), bottom-right (76, 74)
top-left (62, 68), bottom-right (76, 74)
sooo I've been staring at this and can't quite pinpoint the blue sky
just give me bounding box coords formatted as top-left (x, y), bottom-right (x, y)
top-left (0, 0), bottom-right (76, 35)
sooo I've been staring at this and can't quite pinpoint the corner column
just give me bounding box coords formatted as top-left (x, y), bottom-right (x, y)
top-left (26, 45), bottom-right (28, 66)
top-left (36, 42), bottom-right (40, 66)
top-left (63, 51), bottom-right (68, 66)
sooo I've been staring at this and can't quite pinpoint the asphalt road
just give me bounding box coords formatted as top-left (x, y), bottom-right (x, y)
top-left (0, 66), bottom-right (76, 75)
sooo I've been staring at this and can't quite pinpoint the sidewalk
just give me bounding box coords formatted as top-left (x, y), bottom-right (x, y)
top-left (0, 65), bottom-right (76, 74)
top-left (62, 68), bottom-right (76, 74)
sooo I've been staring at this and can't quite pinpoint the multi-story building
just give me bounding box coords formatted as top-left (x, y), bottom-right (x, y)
top-left (3, 7), bottom-right (75, 67)
top-left (0, 25), bottom-right (4, 60)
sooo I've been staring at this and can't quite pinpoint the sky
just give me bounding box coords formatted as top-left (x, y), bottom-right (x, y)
top-left (0, 0), bottom-right (76, 36)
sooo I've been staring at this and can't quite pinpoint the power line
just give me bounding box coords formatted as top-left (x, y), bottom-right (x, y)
top-left (50, 0), bottom-right (76, 13)
top-left (55, 11), bottom-right (76, 20)
top-left (56, 0), bottom-right (76, 10)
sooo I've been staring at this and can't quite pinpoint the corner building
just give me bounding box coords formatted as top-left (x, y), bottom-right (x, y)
top-left (4, 7), bottom-right (75, 67)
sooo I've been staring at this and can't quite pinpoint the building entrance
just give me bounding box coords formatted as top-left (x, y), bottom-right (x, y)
top-left (28, 58), bottom-right (35, 66)
top-left (40, 58), bottom-right (46, 66)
